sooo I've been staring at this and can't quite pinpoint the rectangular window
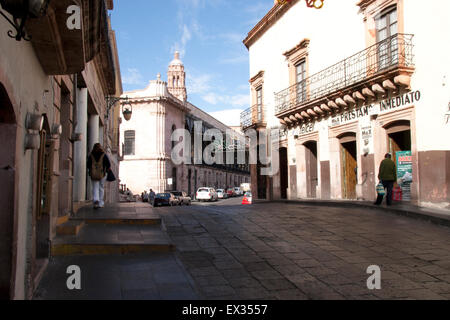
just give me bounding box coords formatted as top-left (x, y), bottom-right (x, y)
top-left (296, 61), bottom-right (307, 103)
top-left (256, 87), bottom-right (263, 122)
top-left (377, 7), bottom-right (398, 70)
top-left (124, 130), bottom-right (135, 156)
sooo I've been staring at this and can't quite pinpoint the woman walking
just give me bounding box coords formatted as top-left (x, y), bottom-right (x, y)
top-left (87, 143), bottom-right (111, 209)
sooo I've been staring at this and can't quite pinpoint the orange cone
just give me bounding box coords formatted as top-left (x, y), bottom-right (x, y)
top-left (242, 196), bottom-right (251, 205)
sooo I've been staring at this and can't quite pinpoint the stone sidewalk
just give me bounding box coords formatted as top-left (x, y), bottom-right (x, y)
top-left (34, 202), bottom-right (199, 300)
top-left (159, 199), bottom-right (450, 300)
top-left (33, 253), bottom-right (200, 300)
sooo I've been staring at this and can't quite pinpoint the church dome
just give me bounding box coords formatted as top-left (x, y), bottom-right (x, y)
top-left (169, 51), bottom-right (183, 66)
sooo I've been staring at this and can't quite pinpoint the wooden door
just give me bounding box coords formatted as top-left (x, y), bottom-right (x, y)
top-left (341, 141), bottom-right (357, 199)
top-left (305, 142), bottom-right (318, 198)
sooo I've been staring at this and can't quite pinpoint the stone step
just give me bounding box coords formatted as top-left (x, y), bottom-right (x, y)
top-left (51, 224), bottom-right (174, 256)
top-left (56, 220), bottom-right (85, 236)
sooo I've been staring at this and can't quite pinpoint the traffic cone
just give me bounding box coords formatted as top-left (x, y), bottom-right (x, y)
top-left (242, 195), bottom-right (251, 205)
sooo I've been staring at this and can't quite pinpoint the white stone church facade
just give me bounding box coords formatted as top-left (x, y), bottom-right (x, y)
top-left (119, 53), bottom-right (250, 196)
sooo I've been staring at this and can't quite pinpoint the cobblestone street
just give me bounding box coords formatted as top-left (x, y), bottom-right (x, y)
top-left (160, 198), bottom-right (450, 300)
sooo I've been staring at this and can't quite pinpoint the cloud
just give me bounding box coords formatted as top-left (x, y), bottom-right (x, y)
top-left (186, 72), bottom-right (213, 94)
top-left (209, 109), bottom-right (245, 127)
top-left (201, 93), bottom-right (250, 107)
top-left (219, 55), bottom-right (248, 65)
top-left (122, 68), bottom-right (145, 86)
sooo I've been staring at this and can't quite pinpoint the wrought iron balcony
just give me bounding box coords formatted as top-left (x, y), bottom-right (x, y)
top-left (240, 104), bottom-right (266, 130)
top-left (275, 33), bottom-right (415, 116)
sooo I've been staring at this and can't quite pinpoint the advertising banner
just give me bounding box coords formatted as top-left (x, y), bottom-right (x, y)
top-left (396, 151), bottom-right (413, 201)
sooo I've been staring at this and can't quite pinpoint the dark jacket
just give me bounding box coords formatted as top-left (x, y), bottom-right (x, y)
top-left (378, 158), bottom-right (397, 181)
top-left (87, 151), bottom-right (111, 177)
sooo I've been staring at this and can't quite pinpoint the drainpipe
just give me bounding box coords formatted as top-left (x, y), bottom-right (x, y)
top-left (72, 74), bottom-right (78, 135)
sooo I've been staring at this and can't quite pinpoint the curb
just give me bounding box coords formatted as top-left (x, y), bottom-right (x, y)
top-left (253, 199), bottom-right (450, 228)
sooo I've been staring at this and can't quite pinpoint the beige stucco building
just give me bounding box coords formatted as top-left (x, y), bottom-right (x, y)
top-left (120, 53), bottom-right (250, 197)
top-left (241, 0), bottom-right (450, 208)
top-left (0, 0), bottom-right (122, 299)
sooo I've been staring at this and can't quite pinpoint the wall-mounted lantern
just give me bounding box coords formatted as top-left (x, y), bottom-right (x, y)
top-left (106, 96), bottom-right (133, 122)
top-left (0, 0), bottom-right (51, 41)
top-left (25, 112), bottom-right (44, 131)
top-left (121, 98), bottom-right (133, 121)
top-left (25, 112), bottom-right (44, 150)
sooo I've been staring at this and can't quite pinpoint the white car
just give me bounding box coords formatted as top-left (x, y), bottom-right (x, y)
top-left (196, 187), bottom-right (218, 202)
top-left (234, 187), bottom-right (243, 196)
top-left (216, 189), bottom-right (228, 199)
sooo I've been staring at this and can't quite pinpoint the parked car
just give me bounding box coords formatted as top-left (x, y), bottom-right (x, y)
top-left (226, 188), bottom-right (235, 197)
top-left (171, 191), bottom-right (192, 205)
top-left (234, 187), bottom-right (243, 196)
top-left (153, 193), bottom-right (179, 207)
top-left (216, 189), bottom-right (228, 199)
top-left (196, 187), bottom-right (218, 202)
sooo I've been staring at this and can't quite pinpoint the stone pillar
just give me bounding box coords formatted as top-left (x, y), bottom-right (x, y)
top-left (88, 114), bottom-right (100, 152)
top-left (73, 88), bottom-right (88, 202)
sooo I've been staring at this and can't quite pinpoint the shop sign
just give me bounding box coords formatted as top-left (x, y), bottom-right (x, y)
top-left (396, 151), bottom-right (413, 201)
top-left (379, 91), bottom-right (421, 114)
top-left (360, 124), bottom-right (373, 155)
top-left (330, 105), bottom-right (374, 127)
top-left (292, 122), bottom-right (317, 138)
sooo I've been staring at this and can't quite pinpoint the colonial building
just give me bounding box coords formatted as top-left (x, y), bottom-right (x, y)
top-left (120, 53), bottom-right (250, 196)
top-left (241, 0), bottom-right (450, 208)
top-left (0, 0), bottom-right (122, 299)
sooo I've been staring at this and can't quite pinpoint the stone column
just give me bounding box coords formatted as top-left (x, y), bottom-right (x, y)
top-left (88, 114), bottom-right (100, 152)
top-left (73, 88), bottom-right (88, 202)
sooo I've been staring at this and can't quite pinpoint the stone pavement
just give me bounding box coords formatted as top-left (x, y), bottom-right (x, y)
top-left (158, 198), bottom-right (450, 300)
top-left (33, 253), bottom-right (200, 300)
top-left (34, 199), bottom-right (450, 300)
top-left (34, 202), bottom-right (198, 300)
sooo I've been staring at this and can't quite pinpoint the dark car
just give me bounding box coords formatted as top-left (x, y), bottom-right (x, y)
top-left (170, 191), bottom-right (192, 206)
top-left (153, 193), bottom-right (179, 207)
top-left (226, 188), bottom-right (235, 197)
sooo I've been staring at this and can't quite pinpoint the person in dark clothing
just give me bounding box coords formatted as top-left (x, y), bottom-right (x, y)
top-left (87, 143), bottom-right (111, 209)
top-left (374, 153), bottom-right (397, 206)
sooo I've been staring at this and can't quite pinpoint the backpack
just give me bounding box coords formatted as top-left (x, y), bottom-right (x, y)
top-left (90, 153), bottom-right (105, 181)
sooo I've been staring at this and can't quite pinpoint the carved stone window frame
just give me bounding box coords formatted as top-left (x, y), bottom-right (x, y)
top-left (250, 71), bottom-right (265, 106)
top-left (358, 0), bottom-right (405, 48)
top-left (284, 39), bottom-right (310, 87)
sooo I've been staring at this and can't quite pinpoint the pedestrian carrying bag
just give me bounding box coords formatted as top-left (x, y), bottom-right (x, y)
top-left (376, 182), bottom-right (385, 196)
top-left (107, 169), bottom-right (116, 182)
top-left (90, 154), bottom-right (105, 181)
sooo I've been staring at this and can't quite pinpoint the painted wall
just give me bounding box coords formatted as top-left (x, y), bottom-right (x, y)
top-left (404, 0), bottom-right (450, 151)
top-left (0, 16), bottom-right (54, 299)
top-left (248, 0), bottom-right (365, 128)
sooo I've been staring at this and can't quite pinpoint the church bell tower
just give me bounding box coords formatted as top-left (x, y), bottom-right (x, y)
top-left (167, 51), bottom-right (187, 102)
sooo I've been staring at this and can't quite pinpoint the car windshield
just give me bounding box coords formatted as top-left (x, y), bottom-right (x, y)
top-left (217, 189), bottom-right (223, 192)
top-left (171, 192), bottom-right (182, 196)
top-left (198, 188), bottom-right (209, 192)
top-left (156, 193), bottom-right (170, 199)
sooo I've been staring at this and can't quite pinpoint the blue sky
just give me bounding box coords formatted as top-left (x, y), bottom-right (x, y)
top-left (111, 0), bottom-right (274, 126)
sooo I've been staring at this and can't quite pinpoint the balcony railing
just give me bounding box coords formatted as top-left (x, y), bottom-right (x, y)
top-left (275, 33), bottom-right (415, 115)
top-left (240, 104), bottom-right (266, 130)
